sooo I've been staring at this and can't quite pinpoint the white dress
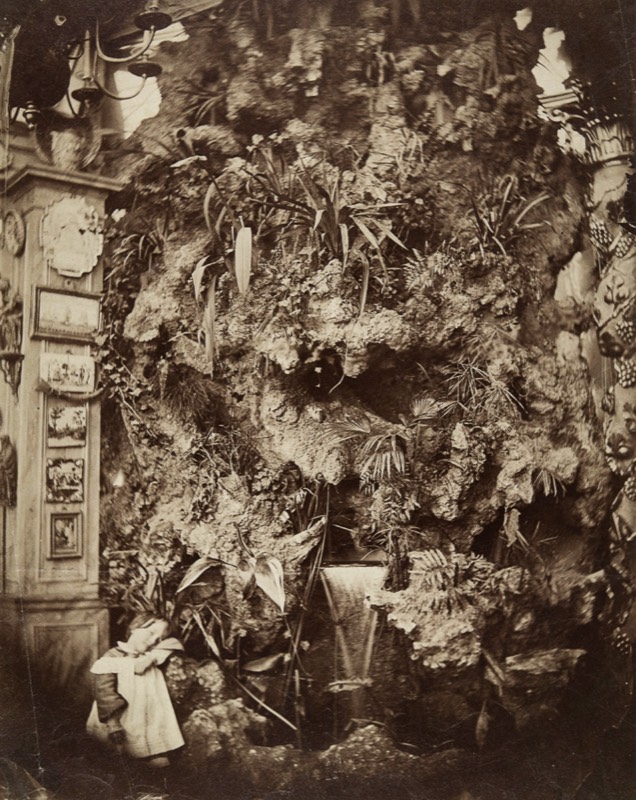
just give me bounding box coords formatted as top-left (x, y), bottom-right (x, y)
top-left (86, 641), bottom-right (185, 758)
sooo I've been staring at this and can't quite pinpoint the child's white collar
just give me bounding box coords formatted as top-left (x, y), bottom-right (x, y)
top-left (117, 641), bottom-right (140, 655)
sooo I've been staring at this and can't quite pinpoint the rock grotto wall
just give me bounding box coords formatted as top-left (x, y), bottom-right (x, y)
top-left (95, 1), bottom-right (635, 796)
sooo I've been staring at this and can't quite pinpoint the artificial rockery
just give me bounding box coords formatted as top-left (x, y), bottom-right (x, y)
top-left (96, 2), bottom-right (633, 797)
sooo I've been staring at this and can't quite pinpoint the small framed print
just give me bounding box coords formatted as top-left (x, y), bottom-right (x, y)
top-left (40, 353), bottom-right (95, 394)
top-left (33, 287), bottom-right (101, 343)
top-left (47, 400), bottom-right (87, 448)
top-left (50, 512), bottom-right (82, 559)
top-left (46, 458), bottom-right (84, 503)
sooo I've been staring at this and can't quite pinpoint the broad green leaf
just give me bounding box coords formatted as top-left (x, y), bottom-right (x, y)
top-left (340, 223), bottom-right (350, 269)
top-left (372, 220), bottom-right (407, 249)
top-left (326, 678), bottom-right (372, 693)
top-left (297, 171), bottom-right (324, 210)
top-left (243, 653), bottom-right (285, 673)
top-left (353, 217), bottom-right (387, 273)
top-left (144, 570), bottom-right (158, 600)
top-left (192, 256), bottom-right (212, 303)
top-left (203, 275), bottom-right (217, 377)
top-left (235, 226), bottom-right (252, 295)
top-left (192, 608), bottom-right (221, 659)
top-left (215, 204), bottom-right (227, 238)
top-left (475, 701), bottom-right (490, 749)
top-left (203, 182), bottom-right (218, 235)
top-left (170, 155), bottom-right (208, 169)
top-left (176, 557), bottom-right (222, 594)
top-left (517, 222), bottom-right (548, 231)
top-left (358, 258), bottom-right (369, 317)
top-left (497, 176), bottom-right (514, 224)
top-left (503, 508), bottom-right (521, 546)
top-left (513, 193), bottom-right (550, 227)
top-left (254, 555), bottom-right (285, 613)
top-left (482, 648), bottom-right (505, 688)
top-left (353, 217), bottom-right (381, 251)
top-left (237, 557), bottom-right (256, 595)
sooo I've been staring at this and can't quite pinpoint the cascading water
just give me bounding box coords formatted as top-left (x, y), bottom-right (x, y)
top-left (320, 564), bottom-right (387, 733)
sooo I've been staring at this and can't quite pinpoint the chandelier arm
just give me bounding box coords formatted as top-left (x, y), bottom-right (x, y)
top-left (94, 22), bottom-right (156, 64)
top-left (67, 42), bottom-right (84, 62)
top-left (69, 52), bottom-right (79, 76)
top-left (65, 90), bottom-right (82, 117)
top-left (68, 48), bottom-right (88, 85)
top-left (92, 74), bottom-right (148, 101)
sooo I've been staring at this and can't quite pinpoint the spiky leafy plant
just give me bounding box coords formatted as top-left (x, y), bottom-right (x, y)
top-left (178, 78), bottom-right (224, 126)
top-left (373, 547), bottom-right (497, 671)
top-left (323, 414), bottom-right (408, 484)
top-left (408, 548), bottom-right (495, 615)
top-left (203, 144), bottom-right (406, 314)
top-left (322, 395), bottom-right (452, 492)
top-left (532, 467), bottom-right (566, 498)
top-left (173, 555), bottom-right (239, 659)
top-left (161, 363), bottom-right (218, 429)
top-left (444, 357), bottom-right (523, 416)
top-left (462, 174), bottom-right (550, 257)
top-left (173, 552), bottom-right (302, 734)
top-left (322, 402), bottom-right (448, 580)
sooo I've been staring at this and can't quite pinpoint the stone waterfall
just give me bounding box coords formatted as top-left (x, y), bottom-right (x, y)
top-left (320, 565), bottom-right (387, 733)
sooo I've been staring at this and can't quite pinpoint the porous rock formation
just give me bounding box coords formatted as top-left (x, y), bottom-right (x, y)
top-left (97, 2), bottom-right (634, 796)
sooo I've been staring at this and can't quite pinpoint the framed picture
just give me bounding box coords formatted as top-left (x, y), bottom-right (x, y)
top-left (46, 458), bottom-right (84, 503)
top-left (32, 287), bottom-right (101, 343)
top-left (40, 353), bottom-right (95, 394)
top-left (47, 400), bottom-right (87, 448)
top-left (49, 512), bottom-right (82, 559)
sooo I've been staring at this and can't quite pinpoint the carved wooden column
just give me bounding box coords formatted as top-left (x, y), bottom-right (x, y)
top-left (542, 88), bottom-right (636, 647)
top-left (586, 122), bottom-right (636, 641)
top-left (0, 130), bottom-right (122, 706)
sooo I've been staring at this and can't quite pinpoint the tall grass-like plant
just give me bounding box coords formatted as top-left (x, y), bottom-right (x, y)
top-left (162, 364), bottom-right (217, 427)
top-left (192, 255), bottom-right (220, 377)
top-left (462, 174), bottom-right (550, 257)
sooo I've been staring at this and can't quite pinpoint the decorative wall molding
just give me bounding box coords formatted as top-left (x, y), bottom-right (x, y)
top-left (0, 277), bottom-right (23, 396)
top-left (3, 209), bottom-right (25, 256)
top-left (40, 196), bottom-right (104, 278)
top-left (0, 434), bottom-right (17, 507)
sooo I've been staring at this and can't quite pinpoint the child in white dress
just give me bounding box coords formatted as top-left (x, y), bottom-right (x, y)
top-left (86, 614), bottom-right (185, 766)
